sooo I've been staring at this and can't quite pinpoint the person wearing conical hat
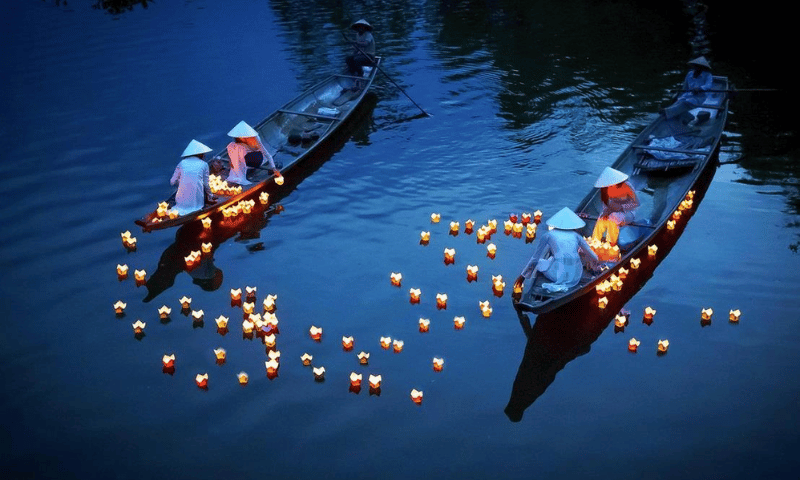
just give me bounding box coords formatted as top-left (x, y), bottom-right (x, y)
top-left (514, 207), bottom-right (600, 294)
top-left (591, 167), bottom-right (639, 245)
top-left (170, 139), bottom-right (214, 215)
top-left (662, 56), bottom-right (714, 121)
top-left (225, 120), bottom-right (280, 185)
top-left (345, 19), bottom-right (376, 78)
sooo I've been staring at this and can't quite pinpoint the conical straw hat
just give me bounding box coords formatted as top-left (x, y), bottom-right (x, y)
top-left (227, 121), bottom-right (259, 138)
top-left (181, 139), bottom-right (212, 158)
top-left (351, 19), bottom-right (373, 31)
top-left (687, 56), bottom-right (711, 69)
top-left (546, 207), bottom-right (585, 230)
top-left (594, 167), bottom-right (629, 188)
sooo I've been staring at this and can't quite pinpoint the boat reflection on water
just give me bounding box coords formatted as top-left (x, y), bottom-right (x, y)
top-left (142, 93), bottom-right (377, 302)
top-left (505, 155), bottom-right (718, 422)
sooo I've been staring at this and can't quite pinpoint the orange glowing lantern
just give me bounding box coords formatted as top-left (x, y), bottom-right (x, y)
top-left (230, 288), bottom-right (242, 302)
top-left (266, 359), bottom-right (281, 376)
top-left (680, 199), bottom-right (693, 211)
top-left (657, 339), bottom-right (670, 353)
top-left (617, 267), bottom-right (629, 280)
top-left (410, 389), bottom-right (424, 405)
top-left (134, 269), bottom-right (147, 283)
top-left (467, 264), bottom-right (479, 282)
top-left (350, 372), bottom-right (362, 387)
top-left (504, 220), bottom-right (514, 235)
top-left (114, 301), bottom-right (127, 315)
top-left (672, 210), bottom-right (682, 221)
top-left (436, 293), bottom-right (448, 309)
top-left (614, 314), bottom-right (627, 328)
top-left (420, 231), bottom-right (431, 245)
top-left (312, 366), bottom-right (325, 381)
top-left (476, 228), bottom-right (487, 244)
top-left (486, 243), bottom-right (497, 259)
top-left (274, 174), bottom-right (284, 185)
top-left (214, 315), bottom-right (229, 329)
top-left (259, 191), bottom-right (270, 204)
top-left (237, 372), bottom-right (249, 385)
top-left (595, 280), bottom-right (610, 295)
top-left (301, 353), bottom-right (313, 366)
top-left (201, 217), bottom-right (212, 229)
top-left (409, 288), bottom-right (421, 304)
top-left (444, 248), bottom-right (456, 264)
top-left (492, 275), bottom-right (505, 295)
top-left (158, 305), bottom-right (171, 320)
top-left (667, 220), bottom-right (676, 231)
top-left (431, 213), bottom-right (440, 223)
top-left (116, 264), bottom-right (128, 279)
top-left (132, 320), bottom-right (146, 334)
top-left (242, 319), bottom-right (255, 334)
top-left (368, 374), bottom-right (382, 389)
top-left (342, 336), bottom-right (354, 351)
top-left (533, 210), bottom-right (543, 224)
top-left (512, 222), bottom-right (523, 238)
top-left (195, 373), bottom-right (208, 388)
top-left (162, 354), bottom-right (176, 368)
top-left (358, 351), bottom-right (370, 365)
top-left (628, 338), bottom-right (640, 352)
top-left (433, 357), bottom-right (444, 372)
top-left (263, 333), bottom-right (277, 349)
top-left (248, 313), bottom-right (262, 328)
top-left (598, 296), bottom-right (609, 309)
top-left (419, 318), bottom-right (430, 332)
top-left (729, 309), bottom-right (741, 322)
top-left (479, 300), bottom-right (492, 317)
top-left (214, 348), bottom-right (226, 363)
top-left (268, 350), bottom-right (281, 363)
top-left (245, 286), bottom-right (257, 302)
top-left (450, 221), bottom-right (460, 234)
top-left (309, 325), bottom-right (323, 341)
top-left (242, 302), bottom-right (255, 315)
top-left (630, 258), bottom-right (641, 269)
top-left (380, 336), bottom-right (392, 349)
top-left (179, 296), bottom-right (191, 310)
top-left (263, 294), bottom-right (278, 313)
top-left (647, 244), bottom-right (658, 257)
top-left (701, 308), bottom-right (714, 321)
top-left (486, 219), bottom-right (497, 233)
top-left (464, 219), bottom-right (475, 233)
top-left (390, 272), bottom-right (403, 287)
top-left (643, 307), bottom-right (656, 321)
top-left (201, 242), bottom-right (212, 254)
top-left (522, 212), bottom-right (532, 224)
top-left (526, 223), bottom-right (537, 239)
top-left (392, 339), bottom-right (404, 353)
top-left (191, 309), bottom-right (204, 323)
top-left (454, 316), bottom-right (466, 329)
top-left (509, 213), bottom-right (519, 223)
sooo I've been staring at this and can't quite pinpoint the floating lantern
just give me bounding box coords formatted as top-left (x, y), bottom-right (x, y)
top-left (454, 316), bottom-right (466, 329)
top-left (476, 228), bottom-right (487, 244)
top-left (266, 359), bottom-right (281, 377)
top-left (686, 190), bottom-right (695, 200)
top-left (647, 244), bottom-right (658, 258)
top-left (162, 354), bottom-right (176, 368)
top-left (301, 353), bottom-right (313, 366)
top-left (263, 294), bottom-right (278, 313)
top-left (264, 313), bottom-right (279, 332)
top-left (503, 220), bottom-right (513, 235)
top-left (630, 258), bottom-right (641, 269)
top-left (230, 288), bottom-right (242, 302)
top-left (433, 357), bottom-right (444, 372)
top-left (380, 336), bottom-right (392, 349)
top-left (245, 286), bottom-right (257, 302)
top-left (263, 333), bottom-right (277, 349)
top-left (667, 220), bottom-right (676, 231)
top-left (342, 336), bottom-right (354, 351)
top-left (390, 272), bottom-right (402, 287)
top-left (237, 372), bottom-right (249, 385)
top-left (392, 339), bottom-right (404, 353)
top-left (420, 231), bottom-right (431, 245)
top-left (309, 325), bottom-right (323, 341)
top-left (274, 174), bottom-right (284, 185)
top-left (512, 222), bottom-right (523, 238)
top-left (191, 309), bottom-right (204, 323)
top-left (522, 212), bottom-right (532, 224)
top-left (595, 280), bottom-right (611, 295)
top-left (628, 338), bottom-right (640, 352)
top-left (268, 350), bottom-right (281, 362)
top-left (680, 199), bottom-right (693, 211)
top-left (134, 269), bottom-right (147, 283)
top-left (449, 221), bottom-right (460, 234)
top-left (466, 264), bottom-right (479, 282)
top-left (242, 302), bottom-right (255, 315)
top-left (598, 296), bottom-right (609, 309)
top-left (479, 300), bottom-right (492, 317)
top-left (248, 313), bottom-right (262, 328)
top-left (436, 293), bottom-right (448, 310)
top-left (116, 264), bottom-right (128, 279)
top-left (132, 320), bottom-right (146, 334)
top-left (643, 306), bottom-right (657, 321)
top-left (312, 366), bottom-right (325, 381)
top-left (430, 213), bottom-right (440, 223)
top-left (368, 374), bottom-right (382, 389)
top-left (242, 319), bottom-right (255, 334)
top-left (184, 251), bottom-right (201, 268)
top-left (614, 314), bottom-right (628, 328)
top-left (657, 339), bottom-right (670, 353)
top-left (419, 318), bottom-right (430, 332)
top-left (526, 223), bottom-right (537, 240)
top-left (671, 210), bottom-right (682, 221)
top-left (409, 288), bottom-right (421, 304)
top-left (214, 315), bottom-right (229, 329)
top-left (156, 202), bottom-right (169, 217)
top-left (486, 243), bottom-right (497, 259)
top-left (701, 308), bottom-right (714, 321)
top-left (410, 389), bottom-right (424, 405)
top-left (258, 191), bottom-right (270, 205)
top-left (201, 217), bottom-right (212, 229)
top-left (533, 210), bottom-right (543, 224)
top-left (610, 275), bottom-right (623, 292)
top-left (214, 348), bottom-right (226, 363)
top-left (201, 242), bottom-right (212, 254)
top-left (464, 219), bottom-right (475, 233)
top-left (618, 267), bottom-right (629, 280)
top-left (486, 219), bottom-right (497, 233)
top-left (492, 275), bottom-right (506, 296)
top-left (443, 248), bottom-right (456, 264)
top-left (509, 213), bottom-right (519, 223)
top-left (179, 296), bottom-right (192, 310)
top-left (513, 281), bottom-right (523, 297)
top-left (358, 351), bottom-right (370, 365)
top-left (195, 373), bottom-right (208, 389)
top-left (159, 305), bottom-right (171, 320)
top-left (729, 309), bottom-right (741, 322)
top-left (350, 372), bottom-right (362, 387)
top-left (114, 301), bottom-right (127, 315)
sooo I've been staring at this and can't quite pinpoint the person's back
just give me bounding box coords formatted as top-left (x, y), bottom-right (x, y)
top-left (171, 157), bottom-right (210, 214)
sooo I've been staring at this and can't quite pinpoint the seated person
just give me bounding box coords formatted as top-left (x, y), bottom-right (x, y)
top-left (345, 19), bottom-right (376, 78)
top-left (514, 207), bottom-right (600, 293)
top-left (592, 167), bottom-right (639, 246)
top-left (662, 56), bottom-right (713, 120)
top-left (225, 120), bottom-right (280, 185)
top-left (170, 139), bottom-right (213, 215)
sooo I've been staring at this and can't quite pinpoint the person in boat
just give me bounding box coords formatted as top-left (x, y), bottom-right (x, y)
top-left (591, 167), bottom-right (639, 246)
top-left (225, 120), bottom-right (280, 185)
top-left (662, 56), bottom-right (713, 120)
top-left (514, 207), bottom-right (600, 293)
top-left (345, 19), bottom-right (376, 78)
top-left (170, 139), bottom-right (214, 215)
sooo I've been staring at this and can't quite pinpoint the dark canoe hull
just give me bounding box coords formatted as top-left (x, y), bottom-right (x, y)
top-left (514, 76), bottom-right (730, 315)
top-left (135, 59), bottom-right (381, 231)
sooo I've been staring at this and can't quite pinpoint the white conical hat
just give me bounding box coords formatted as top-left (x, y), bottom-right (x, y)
top-left (594, 167), bottom-right (629, 188)
top-left (546, 207), bottom-right (585, 230)
top-left (181, 139), bottom-right (212, 158)
top-left (351, 19), bottom-right (373, 31)
top-left (227, 121), bottom-right (259, 138)
top-left (687, 56), bottom-right (711, 69)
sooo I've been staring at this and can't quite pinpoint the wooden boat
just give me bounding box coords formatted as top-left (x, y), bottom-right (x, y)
top-left (135, 59), bottom-right (381, 231)
top-left (514, 75), bottom-right (730, 315)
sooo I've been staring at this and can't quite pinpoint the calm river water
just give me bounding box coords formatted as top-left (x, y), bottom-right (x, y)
top-left (2, 1), bottom-right (799, 479)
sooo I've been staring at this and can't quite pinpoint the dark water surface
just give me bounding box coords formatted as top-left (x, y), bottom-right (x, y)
top-left (2, 1), bottom-right (799, 479)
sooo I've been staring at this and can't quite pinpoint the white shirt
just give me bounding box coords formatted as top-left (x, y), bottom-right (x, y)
top-left (226, 136), bottom-right (276, 185)
top-left (521, 229), bottom-right (598, 287)
top-left (170, 157), bottom-right (210, 215)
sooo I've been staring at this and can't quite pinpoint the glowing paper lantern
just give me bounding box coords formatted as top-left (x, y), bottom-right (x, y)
top-left (466, 264), bottom-right (479, 282)
top-left (409, 288), bottom-right (421, 304)
top-left (476, 228), bottom-right (487, 244)
top-left (268, 350), bottom-right (281, 362)
top-left (301, 353), bottom-right (313, 366)
top-left (242, 319), bottom-right (255, 334)
top-left (134, 269), bottom-right (147, 283)
top-left (263, 333), bottom-right (277, 349)
top-left (648, 244), bottom-right (658, 257)
top-left (443, 248), bottom-right (456, 264)
top-left (419, 318), bottom-right (430, 332)
top-left (259, 192), bottom-right (270, 204)
top-left (509, 213), bottom-right (519, 223)
top-left (504, 220), bottom-right (514, 235)
top-left (486, 243), bottom-right (497, 259)
top-left (114, 301), bottom-right (127, 315)
top-left (512, 222), bottom-right (523, 238)
top-left (598, 296), bottom-right (609, 309)
top-left (614, 314), bottom-right (628, 328)
top-left (420, 231), bottom-right (431, 244)
top-left (195, 373), bottom-right (208, 389)
top-left (263, 294), bottom-right (278, 313)
top-left (368, 375), bottom-right (382, 389)
top-left (162, 354), bottom-right (175, 368)
top-left (479, 300), bottom-right (492, 317)
top-left (215, 315), bottom-right (229, 329)
top-left (464, 219), bottom-right (475, 233)
top-left (450, 221), bottom-right (460, 234)
top-left (436, 293), bottom-right (448, 310)
top-left (274, 174), bottom-right (284, 185)
top-left (672, 210), bottom-right (682, 221)
top-left (630, 258), bottom-right (641, 269)
top-left (701, 308), bottom-right (714, 321)
top-left (214, 348), bottom-right (226, 363)
top-left (131, 320), bottom-right (146, 334)
top-left (179, 296), bottom-right (192, 310)
top-left (266, 360), bottom-right (281, 376)
top-left (159, 305), bottom-right (171, 320)
top-left (392, 339), bottom-right (404, 353)
top-left (667, 220), bottom-right (676, 230)
top-left (358, 351), bottom-right (370, 365)
top-left (309, 325), bottom-right (323, 341)
top-left (618, 267), bottom-right (629, 280)
top-left (433, 357), bottom-right (444, 372)
top-left (628, 338), bottom-right (640, 352)
top-left (342, 336), bottom-right (354, 351)
top-left (430, 213), bottom-right (440, 223)
top-left (230, 288), bottom-right (242, 302)
top-left (410, 389), bottom-right (424, 405)
top-left (201, 242), bottom-right (212, 255)
top-left (202, 217), bottom-right (212, 229)
top-left (533, 210), bottom-right (543, 224)
top-left (245, 286), bottom-right (257, 301)
top-left (492, 275), bottom-right (506, 295)
top-left (116, 264), bottom-right (128, 279)
top-left (380, 336), bottom-right (392, 349)
top-left (350, 372), bottom-right (362, 387)
top-left (390, 272), bottom-right (403, 287)
top-left (454, 316), bottom-right (465, 329)
top-left (643, 307), bottom-right (657, 321)
top-left (312, 366), bottom-right (325, 381)
top-left (595, 280), bottom-right (611, 295)
top-left (191, 310), bottom-right (204, 323)
top-left (729, 309), bottom-right (741, 322)
top-left (237, 372), bottom-right (249, 385)
top-left (522, 212), bottom-right (532, 224)
top-left (657, 339), bottom-right (670, 353)
top-left (242, 302), bottom-right (255, 315)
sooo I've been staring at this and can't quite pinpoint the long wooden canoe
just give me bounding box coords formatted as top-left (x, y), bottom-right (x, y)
top-left (514, 75), bottom-right (730, 315)
top-left (135, 59), bottom-right (381, 231)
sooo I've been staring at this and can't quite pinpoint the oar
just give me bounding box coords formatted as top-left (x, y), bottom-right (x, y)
top-left (341, 31), bottom-right (431, 117)
top-left (670, 87), bottom-right (778, 93)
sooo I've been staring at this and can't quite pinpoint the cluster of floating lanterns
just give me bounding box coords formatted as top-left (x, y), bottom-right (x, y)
top-left (222, 199), bottom-right (257, 218)
top-left (209, 174), bottom-right (243, 197)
